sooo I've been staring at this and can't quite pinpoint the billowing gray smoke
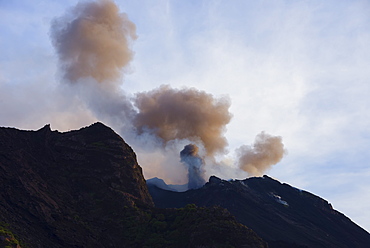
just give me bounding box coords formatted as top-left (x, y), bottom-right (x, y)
top-left (180, 144), bottom-right (206, 189)
top-left (236, 132), bottom-right (286, 176)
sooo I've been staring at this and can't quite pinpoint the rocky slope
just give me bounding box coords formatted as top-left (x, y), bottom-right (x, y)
top-left (0, 123), bottom-right (266, 248)
top-left (148, 175), bottom-right (370, 248)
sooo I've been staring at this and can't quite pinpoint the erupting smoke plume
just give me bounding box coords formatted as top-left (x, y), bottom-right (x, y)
top-left (50, 0), bottom-right (137, 83)
top-left (236, 132), bottom-right (286, 176)
top-left (133, 85), bottom-right (232, 156)
top-left (180, 144), bottom-right (206, 189)
top-left (49, 0), bottom-right (287, 185)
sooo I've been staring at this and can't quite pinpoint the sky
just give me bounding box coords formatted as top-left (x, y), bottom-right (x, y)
top-left (1, 0), bottom-right (370, 232)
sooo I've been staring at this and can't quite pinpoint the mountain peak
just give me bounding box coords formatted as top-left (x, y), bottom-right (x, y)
top-left (0, 124), bottom-right (269, 247)
top-left (0, 123), bottom-right (153, 247)
top-left (36, 123), bottom-right (51, 132)
top-left (87, 121), bottom-right (110, 129)
top-left (208, 175), bottom-right (222, 184)
top-left (149, 175), bottom-right (370, 248)
top-left (77, 122), bottom-right (117, 136)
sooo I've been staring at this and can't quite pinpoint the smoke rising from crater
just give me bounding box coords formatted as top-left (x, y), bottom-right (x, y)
top-left (236, 132), bottom-right (286, 176)
top-left (50, 0), bottom-right (286, 184)
top-left (50, 0), bottom-right (137, 84)
top-left (134, 85), bottom-right (232, 156)
top-left (180, 144), bottom-right (206, 189)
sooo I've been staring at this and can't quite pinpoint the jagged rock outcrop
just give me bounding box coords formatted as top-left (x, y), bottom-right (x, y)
top-left (148, 175), bottom-right (370, 248)
top-left (0, 122), bottom-right (153, 247)
top-left (0, 123), bottom-right (267, 248)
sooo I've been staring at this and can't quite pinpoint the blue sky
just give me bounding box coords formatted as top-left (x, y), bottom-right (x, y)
top-left (1, 0), bottom-right (370, 232)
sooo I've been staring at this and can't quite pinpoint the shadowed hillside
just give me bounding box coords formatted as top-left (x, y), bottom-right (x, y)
top-left (0, 123), bottom-right (266, 248)
top-left (148, 175), bottom-right (370, 248)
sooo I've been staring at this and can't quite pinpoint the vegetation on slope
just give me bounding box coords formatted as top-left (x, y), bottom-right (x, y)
top-left (121, 204), bottom-right (267, 248)
top-left (0, 123), bottom-right (267, 247)
top-left (0, 223), bottom-right (21, 248)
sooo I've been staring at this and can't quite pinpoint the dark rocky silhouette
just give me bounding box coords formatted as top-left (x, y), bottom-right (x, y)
top-left (0, 123), bottom-right (266, 248)
top-left (146, 177), bottom-right (188, 192)
top-left (148, 175), bottom-right (370, 248)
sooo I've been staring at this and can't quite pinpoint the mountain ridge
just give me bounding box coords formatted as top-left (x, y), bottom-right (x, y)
top-left (0, 122), bottom-right (267, 248)
top-left (148, 175), bottom-right (370, 248)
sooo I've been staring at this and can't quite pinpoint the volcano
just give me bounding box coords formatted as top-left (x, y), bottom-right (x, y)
top-left (0, 123), bottom-right (266, 248)
top-left (0, 122), bottom-right (369, 247)
top-left (148, 175), bottom-right (370, 248)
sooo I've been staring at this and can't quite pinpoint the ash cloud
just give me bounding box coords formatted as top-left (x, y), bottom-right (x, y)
top-left (50, 0), bottom-right (136, 132)
top-left (133, 85), bottom-right (232, 156)
top-left (236, 132), bottom-right (286, 176)
top-left (180, 144), bottom-right (206, 189)
top-left (49, 0), bottom-right (287, 186)
top-left (50, 0), bottom-right (137, 84)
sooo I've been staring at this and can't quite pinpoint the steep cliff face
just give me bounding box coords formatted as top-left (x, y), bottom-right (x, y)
top-left (0, 123), bottom-right (153, 247)
top-left (148, 175), bottom-right (370, 248)
top-left (0, 123), bottom-right (268, 248)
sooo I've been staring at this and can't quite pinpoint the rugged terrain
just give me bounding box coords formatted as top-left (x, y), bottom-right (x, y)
top-left (0, 123), bottom-right (266, 248)
top-left (148, 175), bottom-right (370, 248)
